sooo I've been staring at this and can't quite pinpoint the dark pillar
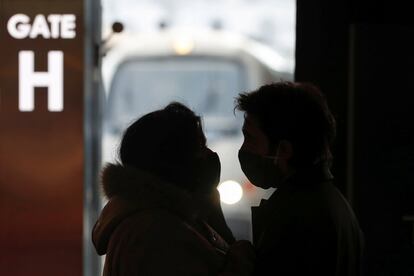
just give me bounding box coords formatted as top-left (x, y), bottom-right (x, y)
top-left (296, 0), bottom-right (414, 274)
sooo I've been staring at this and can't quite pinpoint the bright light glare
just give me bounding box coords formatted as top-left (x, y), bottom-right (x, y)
top-left (217, 180), bottom-right (243, 205)
top-left (173, 36), bottom-right (195, 55)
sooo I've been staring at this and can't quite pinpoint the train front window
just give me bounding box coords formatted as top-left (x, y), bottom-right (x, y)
top-left (106, 58), bottom-right (247, 138)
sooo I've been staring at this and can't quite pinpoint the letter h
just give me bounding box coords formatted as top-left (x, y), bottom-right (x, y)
top-left (19, 51), bottom-right (64, 112)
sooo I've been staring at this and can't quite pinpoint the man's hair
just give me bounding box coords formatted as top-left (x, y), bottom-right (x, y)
top-left (235, 81), bottom-right (336, 167)
top-left (119, 102), bottom-right (206, 191)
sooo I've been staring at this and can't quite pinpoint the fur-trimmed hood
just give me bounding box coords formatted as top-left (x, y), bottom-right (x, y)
top-left (92, 163), bottom-right (202, 255)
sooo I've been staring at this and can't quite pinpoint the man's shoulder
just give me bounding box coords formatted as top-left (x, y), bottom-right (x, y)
top-left (260, 181), bottom-right (356, 229)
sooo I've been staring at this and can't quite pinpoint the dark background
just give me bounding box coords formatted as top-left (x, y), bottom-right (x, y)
top-left (295, 0), bottom-right (414, 274)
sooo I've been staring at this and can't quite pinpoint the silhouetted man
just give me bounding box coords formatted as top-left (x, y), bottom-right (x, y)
top-left (236, 82), bottom-right (364, 276)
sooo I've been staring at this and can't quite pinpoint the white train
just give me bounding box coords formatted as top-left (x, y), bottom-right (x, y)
top-left (101, 27), bottom-right (293, 240)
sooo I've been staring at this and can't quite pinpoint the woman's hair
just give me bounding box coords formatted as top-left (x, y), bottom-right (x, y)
top-left (119, 102), bottom-right (206, 191)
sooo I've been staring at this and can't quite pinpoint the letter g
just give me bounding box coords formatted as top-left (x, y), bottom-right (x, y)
top-left (7, 14), bottom-right (30, 39)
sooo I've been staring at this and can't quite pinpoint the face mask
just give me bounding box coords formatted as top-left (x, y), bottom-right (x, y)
top-left (193, 148), bottom-right (221, 193)
top-left (238, 149), bottom-right (286, 189)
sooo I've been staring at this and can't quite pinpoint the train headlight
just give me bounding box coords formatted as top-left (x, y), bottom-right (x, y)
top-left (173, 36), bottom-right (194, 55)
top-left (217, 180), bottom-right (243, 205)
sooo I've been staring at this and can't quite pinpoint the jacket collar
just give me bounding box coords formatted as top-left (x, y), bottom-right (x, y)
top-left (287, 161), bottom-right (334, 186)
top-left (92, 163), bottom-right (200, 255)
top-left (259, 162), bottom-right (334, 207)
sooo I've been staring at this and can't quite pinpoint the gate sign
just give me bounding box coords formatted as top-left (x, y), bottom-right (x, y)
top-left (0, 1), bottom-right (84, 275)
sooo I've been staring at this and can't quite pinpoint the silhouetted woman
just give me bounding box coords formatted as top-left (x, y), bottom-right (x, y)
top-left (92, 102), bottom-right (254, 275)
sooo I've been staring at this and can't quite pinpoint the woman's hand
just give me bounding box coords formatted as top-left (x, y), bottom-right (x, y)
top-left (222, 240), bottom-right (256, 276)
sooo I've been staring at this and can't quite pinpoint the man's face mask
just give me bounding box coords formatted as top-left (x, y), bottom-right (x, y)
top-left (238, 148), bottom-right (286, 189)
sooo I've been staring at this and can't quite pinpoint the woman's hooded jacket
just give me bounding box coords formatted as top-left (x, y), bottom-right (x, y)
top-left (92, 163), bottom-right (249, 276)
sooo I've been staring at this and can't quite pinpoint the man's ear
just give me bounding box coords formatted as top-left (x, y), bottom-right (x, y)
top-left (275, 140), bottom-right (295, 178)
top-left (276, 140), bottom-right (293, 160)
